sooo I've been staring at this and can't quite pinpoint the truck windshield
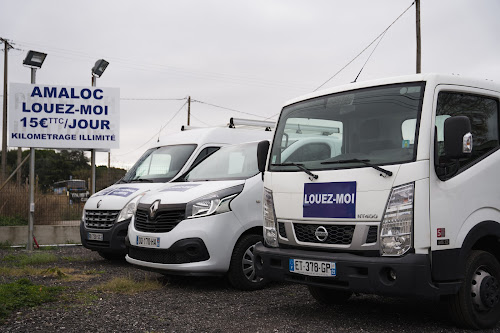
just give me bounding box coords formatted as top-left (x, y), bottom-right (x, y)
top-left (270, 82), bottom-right (425, 172)
top-left (184, 142), bottom-right (260, 181)
top-left (121, 144), bottom-right (197, 183)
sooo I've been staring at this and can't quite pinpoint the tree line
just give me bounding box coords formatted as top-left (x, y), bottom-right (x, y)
top-left (0, 149), bottom-right (126, 192)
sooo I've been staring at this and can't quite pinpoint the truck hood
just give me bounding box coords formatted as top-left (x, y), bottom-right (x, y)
top-left (84, 183), bottom-right (166, 211)
top-left (267, 160), bottom-right (428, 222)
top-left (139, 180), bottom-right (246, 205)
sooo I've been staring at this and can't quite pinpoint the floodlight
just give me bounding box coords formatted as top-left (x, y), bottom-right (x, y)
top-left (23, 50), bottom-right (47, 68)
top-left (91, 59), bottom-right (109, 77)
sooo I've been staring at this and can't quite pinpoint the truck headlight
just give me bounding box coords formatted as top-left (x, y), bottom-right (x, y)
top-left (263, 187), bottom-right (278, 247)
top-left (186, 185), bottom-right (244, 219)
top-left (380, 183), bottom-right (414, 256)
top-left (117, 193), bottom-right (146, 223)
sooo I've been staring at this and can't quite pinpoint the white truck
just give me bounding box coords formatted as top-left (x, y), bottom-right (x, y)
top-left (80, 120), bottom-right (272, 260)
top-left (254, 74), bottom-right (500, 329)
top-left (126, 140), bottom-right (271, 290)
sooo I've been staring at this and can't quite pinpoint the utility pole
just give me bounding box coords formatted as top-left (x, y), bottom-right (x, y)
top-left (1, 37), bottom-right (13, 183)
top-left (187, 96), bottom-right (191, 126)
top-left (416, 0), bottom-right (421, 74)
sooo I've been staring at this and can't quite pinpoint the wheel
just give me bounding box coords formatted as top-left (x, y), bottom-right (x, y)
top-left (227, 234), bottom-right (268, 291)
top-left (308, 285), bottom-right (352, 305)
top-left (98, 251), bottom-right (125, 261)
top-left (446, 250), bottom-right (500, 329)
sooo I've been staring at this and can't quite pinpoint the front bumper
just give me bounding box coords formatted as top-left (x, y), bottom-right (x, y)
top-left (254, 243), bottom-right (461, 300)
top-left (80, 220), bottom-right (129, 254)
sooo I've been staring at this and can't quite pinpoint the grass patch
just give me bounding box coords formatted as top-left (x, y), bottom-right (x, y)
top-left (0, 241), bottom-right (12, 249)
top-left (61, 256), bottom-right (88, 262)
top-left (0, 216), bottom-right (27, 227)
top-left (97, 276), bottom-right (162, 295)
top-left (0, 278), bottom-right (62, 323)
top-left (2, 252), bottom-right (58, 267)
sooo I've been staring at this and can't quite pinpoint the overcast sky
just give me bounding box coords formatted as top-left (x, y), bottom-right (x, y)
top-left (1, 0), bottom-right (500, 169)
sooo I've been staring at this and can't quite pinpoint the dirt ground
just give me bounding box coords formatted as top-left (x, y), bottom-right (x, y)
top-left (1, 246), bottom-right (499, 333)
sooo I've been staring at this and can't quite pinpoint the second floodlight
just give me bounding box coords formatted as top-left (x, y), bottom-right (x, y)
top-left (91, 59), bottom-right (109, 77)
top-left (23, 51), bottom-right (47, 68)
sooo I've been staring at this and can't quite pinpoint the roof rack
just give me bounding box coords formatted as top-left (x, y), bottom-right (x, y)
top-left (181, 118), bottom-right (275, 132)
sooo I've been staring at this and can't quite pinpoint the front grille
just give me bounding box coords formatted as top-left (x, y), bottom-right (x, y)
top-left (293, 223), bottom-right (355, 245)
top-left (278, 222), bottom-right (287, 238)
top-left (128, 247), bottom-right (207, 264)
top-left (366, 226), bottom-right (378, 243)
top-left (134, 208), bottom-right (185, 233)
top-left (84, 210), bottom-right (120, 230)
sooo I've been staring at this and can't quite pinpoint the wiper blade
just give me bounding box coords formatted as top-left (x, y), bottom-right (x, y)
top-left (130, 178), bottom-right (154, 183)
top-left (272, 163), bottom-right (318, 181)
top-left (321, 158), bottom-right (392, 177)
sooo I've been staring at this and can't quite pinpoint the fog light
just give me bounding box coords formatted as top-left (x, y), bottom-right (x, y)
top-left (389, 269), bottom-right (397, 281)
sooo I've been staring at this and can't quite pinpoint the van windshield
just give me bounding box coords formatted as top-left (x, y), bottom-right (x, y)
top-left (185, 142), bottom-right (260, 181)
top-left (121, 144), bottom-right (197, 183)
top-left (270, 82), bottom-right (425, 172)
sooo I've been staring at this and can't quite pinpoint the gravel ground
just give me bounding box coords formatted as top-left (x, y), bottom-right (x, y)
top-left (1, 246), bottom-right (499, 333)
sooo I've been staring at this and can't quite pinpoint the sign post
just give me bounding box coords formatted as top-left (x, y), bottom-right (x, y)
top-left (8, 83), bottom-right (120, 249)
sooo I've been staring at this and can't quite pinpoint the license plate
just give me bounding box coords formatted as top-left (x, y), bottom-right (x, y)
top-left (136, 236), bottom-right (160, 248)
top-left (88, 232), bottom-right (103, 241)
top-left (289, 259), bottom-right (336, 277)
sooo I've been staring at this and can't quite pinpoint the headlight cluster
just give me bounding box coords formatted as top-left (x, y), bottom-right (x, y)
top-left (186, 185), bottom-right (244, 219)
top-left (380, 182), bottom-right (414, 256)
top-left (117, 193), bottom-right (146, 223)
top-left (263, 187), bottom-right (278, 247)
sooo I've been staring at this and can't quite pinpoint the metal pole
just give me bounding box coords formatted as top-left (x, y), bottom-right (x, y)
top-left (1, 38), bottom-right (10, 182)
top-left (90, 75), bottom-right (96, 195)
top-left (27, 67), bottom-right (37, 251)
top-left (416, 0), bottom-right (421, 74)
top-left (187, 96), bottom-right (191, 126)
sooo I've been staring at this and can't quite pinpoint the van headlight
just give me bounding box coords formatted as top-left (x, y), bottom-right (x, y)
top-left (380, 183), bottom-right (414, 256)
top-left (117, 193), bottom-right (146, 223)
top-left (263, 187), bottom-right (278, 247)
top-left (186, 185), bottom-right (244, 219)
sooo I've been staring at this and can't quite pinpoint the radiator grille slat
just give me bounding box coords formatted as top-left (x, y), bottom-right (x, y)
top-left (293, 223), bottom-right (354, 245)
top-left (134, 208), bottom-right (185, 233)
top-left (84, 210), bottom-right (120, 230)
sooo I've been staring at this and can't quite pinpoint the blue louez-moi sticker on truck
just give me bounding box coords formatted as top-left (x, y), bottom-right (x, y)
top-left (303, 182), bottom-right (356, 218)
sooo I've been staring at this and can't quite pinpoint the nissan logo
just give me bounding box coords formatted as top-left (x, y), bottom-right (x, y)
top-left (149, 200), bottom-right (160, 219)
top-left (315, 226), bottom-right (328, 242)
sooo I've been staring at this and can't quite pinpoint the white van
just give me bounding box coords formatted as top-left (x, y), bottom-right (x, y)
top-left (255, 74), bottom-right (500, 329)
top-left (126, 139), bottom-right (271, 290)
top-left (80, 122), bottom-right (272, 260)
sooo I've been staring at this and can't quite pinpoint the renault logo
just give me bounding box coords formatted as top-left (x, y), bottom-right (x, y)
top-left (149, 200), bottom-right (160, 219)
top-left (315, 226), bottom-right (328, 242)
top-left (97, 200), bottom-right (102, 208)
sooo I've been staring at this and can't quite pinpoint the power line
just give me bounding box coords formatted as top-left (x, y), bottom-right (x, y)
top-left (113, 100), bottom-right (188, 157)
top-left (191, 99), bottom-right (268, 119)
top-left (353, 30), bottom-right (388, 83)
top-left (313, 1), bottom-right (415, 91)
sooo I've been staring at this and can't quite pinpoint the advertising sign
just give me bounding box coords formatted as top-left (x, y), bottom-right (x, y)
top-left (8, 83), bottom-right (120, 150)
top-left (303, 181), bottom-right (356, 218)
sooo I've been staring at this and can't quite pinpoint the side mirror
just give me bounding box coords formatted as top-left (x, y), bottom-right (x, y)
top-left (444, 116), bottom-right (473, 159)
top-left (257, 140), bottom-right (270, 173)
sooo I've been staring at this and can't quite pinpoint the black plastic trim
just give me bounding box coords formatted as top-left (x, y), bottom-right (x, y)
top-left (80, 219), bottom-right (129, 254)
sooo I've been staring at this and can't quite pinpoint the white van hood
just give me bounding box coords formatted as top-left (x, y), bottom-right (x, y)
top-left (140, 180), bottom-right (245, 206)
top-left (84, 183), bottom-right (166, 211)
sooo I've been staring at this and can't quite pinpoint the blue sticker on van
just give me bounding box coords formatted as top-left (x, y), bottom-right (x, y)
top-left (161, 184), bottom-right (201, 192)
top-left (94, 186), bottom-right (139, 197)
top-left (303, 182), bottom-right (356, 218)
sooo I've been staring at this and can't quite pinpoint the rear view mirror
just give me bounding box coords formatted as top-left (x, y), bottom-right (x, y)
top-left (257, 140), bottom-right (270, 173)
top-left (444, 116), bottom-right (473, 159)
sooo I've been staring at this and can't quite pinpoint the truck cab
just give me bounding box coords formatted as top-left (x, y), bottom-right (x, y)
top-left (255, 74), bottom-right (500, 329)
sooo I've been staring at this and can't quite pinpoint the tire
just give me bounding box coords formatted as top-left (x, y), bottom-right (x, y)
top-left (98, 251), bottom-right (125, 261)
top-left (227, 234), bottom-right (268, 291)
top-left (446, 250), bottom-right (500, 329)
top-left (308, 285), bottom-right (353, 305)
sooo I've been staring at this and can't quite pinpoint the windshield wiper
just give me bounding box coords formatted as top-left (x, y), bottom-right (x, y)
top-left (321, 158), bottom-right (393, 177)
top-left (130, 178), bottom-right (154, 183)
top-left (272, 163), bottom-right (319, 181)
